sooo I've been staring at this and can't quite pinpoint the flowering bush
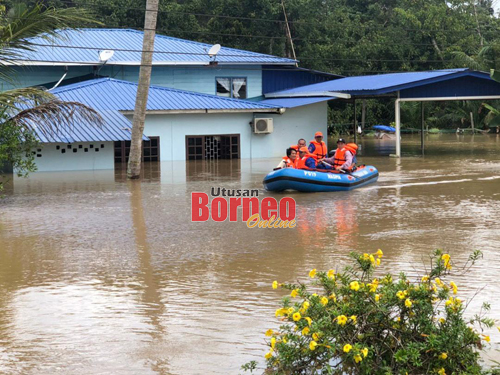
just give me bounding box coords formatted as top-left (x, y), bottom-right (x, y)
top-left (244, 250), bottom-right (500, 375)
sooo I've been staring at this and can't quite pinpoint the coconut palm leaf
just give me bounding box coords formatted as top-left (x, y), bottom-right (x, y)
top-left (450, 51), bottom-right (485, 71)
top-left (0, 3), bottom-right (99, 84)
top-left (9, 100), bottom-right (102, 137)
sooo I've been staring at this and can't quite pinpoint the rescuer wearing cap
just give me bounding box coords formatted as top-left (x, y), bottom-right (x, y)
top-left (296, 146), bottom-right (317, 170)
top-left (308, 132), bottom-right (328, 159)
top-left (317, 138), bottom-right (354, 171)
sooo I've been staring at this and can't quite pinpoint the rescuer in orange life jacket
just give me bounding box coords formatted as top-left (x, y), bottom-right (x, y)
top-left (290, 138), bottom-right (307, 151)
top-left (296, 146), bottom-right (317, 170)
top-left (275, 147), bottom-right (297, 169)
top-left (308, 132), bottom-right (328, 159)
top-left (317, 138), bottom-right (357, 171)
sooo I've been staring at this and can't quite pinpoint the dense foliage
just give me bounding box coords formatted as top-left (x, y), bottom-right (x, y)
top-left (244, 250), bottom-right (499, 374)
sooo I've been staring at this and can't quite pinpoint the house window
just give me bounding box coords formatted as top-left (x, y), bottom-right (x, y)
top-left (186, 135), bottom-right (240, 160)
top-left (114, 137), bottom-right (160, 163)
top-left (216, 78), bottom-right (247, 99)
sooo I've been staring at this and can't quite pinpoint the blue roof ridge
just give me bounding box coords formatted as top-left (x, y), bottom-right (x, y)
top-left (52, 77), bottom-right (278, 108)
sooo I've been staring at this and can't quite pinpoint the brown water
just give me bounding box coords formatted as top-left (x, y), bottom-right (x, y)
top-left (1, 134), bottom-right (500, 374)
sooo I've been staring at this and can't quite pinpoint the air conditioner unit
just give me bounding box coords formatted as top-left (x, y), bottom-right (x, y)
top-left (253, 118), bottom-right (273, 134)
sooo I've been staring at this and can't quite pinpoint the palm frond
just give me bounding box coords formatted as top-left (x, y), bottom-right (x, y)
top-left (9, 100), bottom-right (103, 136)
top-left (0, 86), bottom-right (54, 111)
top-left (450, 51), bottom-right (485, 71)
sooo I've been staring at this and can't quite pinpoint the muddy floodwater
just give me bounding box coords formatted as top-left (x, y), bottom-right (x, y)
top-left (1, 134), bottom-right (500, 374)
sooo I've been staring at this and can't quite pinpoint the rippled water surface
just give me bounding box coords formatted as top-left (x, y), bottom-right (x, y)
top-left (1, 134), bottom-right (500, 374)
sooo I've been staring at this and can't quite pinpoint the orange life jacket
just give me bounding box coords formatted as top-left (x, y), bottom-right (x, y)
top-left (296, 155), bottom-right (316, 170)
top-left (282, 156), bottom-right (296, 168)
top-left (309, 140), bottom-right (328, 159)
top-left (333, 143), bottom-right (357, 171)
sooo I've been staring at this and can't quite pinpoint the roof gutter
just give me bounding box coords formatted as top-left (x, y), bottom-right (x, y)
top-left (264, 91), bottom-right (351, 99)
top-left (120, 108), bottom-right (285, 115)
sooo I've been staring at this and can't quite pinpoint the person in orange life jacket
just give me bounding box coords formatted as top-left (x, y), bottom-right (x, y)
top-left (317, 138), bottom-right (354, 171)
top-left (308, 131), bottom-right (328, 159)
top-left (296, 147), bottom-right (317, 170)
top-left (275, 148), bottom-right (297, 169)
top-left (290, 138), bottom-right (307, 151)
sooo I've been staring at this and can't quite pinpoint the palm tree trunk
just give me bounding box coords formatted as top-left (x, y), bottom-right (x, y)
top-left (127, 0), bottom-right (159, 179)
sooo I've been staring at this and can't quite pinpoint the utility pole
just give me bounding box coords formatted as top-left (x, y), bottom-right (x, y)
top-left (281, 0), bottom-right (297, 65)
top-left (127, 0), bottom-right (159, 179)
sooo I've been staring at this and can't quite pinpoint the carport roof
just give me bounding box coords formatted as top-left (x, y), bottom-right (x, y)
top-left (264, 69), bottom-right (499, 98)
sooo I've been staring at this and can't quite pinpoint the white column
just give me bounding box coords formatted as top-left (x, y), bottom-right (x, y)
top-left (395, 98), bottom-right (401, 157)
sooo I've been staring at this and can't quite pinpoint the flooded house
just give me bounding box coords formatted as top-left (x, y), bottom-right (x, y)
top-left (7, 29), bottom-right (339, 171)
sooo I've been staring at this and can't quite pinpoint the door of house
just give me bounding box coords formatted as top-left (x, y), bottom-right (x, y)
top-left (114, 136), bottom-right (160, 163)
top-left (185, 135), bottom-right (240, 160)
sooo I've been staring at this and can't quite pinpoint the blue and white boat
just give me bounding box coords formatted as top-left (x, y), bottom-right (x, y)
top-left (263, 166), bottom-right (379, 192)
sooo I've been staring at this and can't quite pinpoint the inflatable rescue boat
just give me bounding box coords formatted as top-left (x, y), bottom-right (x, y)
top-left (263, 166), bottom-right (379, 192)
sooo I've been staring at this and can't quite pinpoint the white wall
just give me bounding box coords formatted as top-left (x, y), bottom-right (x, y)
top-left (136, 101), bottom-right (328, 161)
top-left (32, 142), bottom-right (114, 172)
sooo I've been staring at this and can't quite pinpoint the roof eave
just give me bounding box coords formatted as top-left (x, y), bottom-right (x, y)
top-left (119, 108), bottom-right (284, 115)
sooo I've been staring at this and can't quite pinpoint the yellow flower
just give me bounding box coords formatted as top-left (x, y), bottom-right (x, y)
top-left (287, 307), bottom-right (295, 315)
top-left (450, 281), bottom-right (457, 295)
top-left (439, 318), bottom-right (446, 324)
top-left (376, 249), bottom-right (383, 258)
top-left (309, 269), bottom-right (317, 278)
top-left (362, 253), bottom-right (370, 260)
top-left (350, 281), bottom-right (360, 291)
top-left (369, 254), bottom-right (376, 264)
top-left (290, 289), bottom-right (298, 298)
top-left (327, 269), bottom-right (335, 279)
top-left (483, 335), bottom-right (491, 343)
top-left (302, 301), bottom-right (310, 310)
top-left (343, 344), bottom-right (352, 353)
top-left (422, 275), bottom-right (429, 282)
top-left (329, 293), bottom-right (337, 302)
top-left (438, 368), bottom-right (446, 375)
top-left (320, 297), bottom-right (329, 306)
top-left (283, 336), bottom-right (287, 344)
top-left (265, 329), bottom-right (273, 337)
top-left (302, 327), bottom-right (310, 335)
top-left (439, 352), bottom-right (448, 360)
top-left (354, 354), bottom-right (363, 363)
top-left (396, 291), bottom-right (406, 300)
top-left (271, 337), bottom-right (276, 349)
top-left (265, 351), bottom-right (272, 359)
top-left (435, 278), bottom-right (443, 287)
top-left (293, 312), bottom-right (301, 321)
top-left (405, 299), bottom-right (412, 308)
top-left (309, 341), bottom-right (318, 351)
top-left (312, 332), bottom-right (319, 341)
top-left (336, 315), bottom-right (348, 326)
top-left (375, 294), bottom-right (380, 302)
top-left (305, 317), bottom-right (312, 326)
top-left (376, 258), bottom-right (381, 266)
top-left (441, 253), bottom-right (451, 269)
top-left (272, 280), bottom-right (278, 289)
top-left (361, 347), bottom-right (369, 357)
top-left (350, 315), bottom-right (357, 324)
top-left (497, 326), bottom-right (500, 332)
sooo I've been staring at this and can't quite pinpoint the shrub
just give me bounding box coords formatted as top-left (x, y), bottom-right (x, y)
top-left (245, 250), bottom-right (499, 375)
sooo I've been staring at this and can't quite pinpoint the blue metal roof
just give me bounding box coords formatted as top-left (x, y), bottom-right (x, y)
top-left (259, 97), bottom-right (333, 108)
top-left (30, 110), bottom-right (149, 143)
top-left (51, 78), bottom-right (280, 112)
top-left (18, 28), bottom-right (296, 66)
top-left (265, 69), bottom-right (491, 97)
